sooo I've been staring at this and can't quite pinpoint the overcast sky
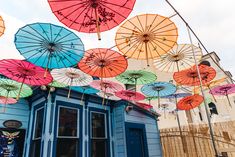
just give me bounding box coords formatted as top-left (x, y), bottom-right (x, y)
top-left (0, 0), bottom-right (234, 76)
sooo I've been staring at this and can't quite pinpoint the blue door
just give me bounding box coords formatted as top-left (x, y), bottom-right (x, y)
top-left (126, 123), bottom-right (148, 157)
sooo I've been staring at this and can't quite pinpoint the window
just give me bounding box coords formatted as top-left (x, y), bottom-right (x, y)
top-left (56, 107), bottom-right (79, 157)
top-left (30, 107), bottom-right (44, 157)
top-left (91, 112), bottom-right (107, 157)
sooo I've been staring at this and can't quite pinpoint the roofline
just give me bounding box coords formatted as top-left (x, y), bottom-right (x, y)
top-left (202, 51), bottom-right (220, 61)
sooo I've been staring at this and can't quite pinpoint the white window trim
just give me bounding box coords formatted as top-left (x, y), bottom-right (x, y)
top-left (90, 111), bottom-right (107, 139)
top-left (56, 106), bottom-right (79, 139)
top-left (32, 106), bottom-right (44, 140)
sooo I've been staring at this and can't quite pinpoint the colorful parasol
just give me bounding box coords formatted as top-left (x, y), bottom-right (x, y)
top-left (116, 70), bottom-right (157, 91)
top-left (0, 16), bottom-right (5, 37)
top-left (71, 86), bottom-right (99, 104)
top-left (173, 65), bottom-right (216, 86)
top-left (51, 67), bottom-right (93, 98)
top-left (78, 48), bottom-right (127, 82)
top-left (0, 96), bottom-right (17, 105)
top-left (0, 78), bottom-right (32, 112)
top-left (177, 94), bottom-right (204, 110)
top-left (115, 90), bottom-right (145, 102)
top-left (194, 77), bottom-right (227, 101)
top-left (145, 96), bottom-right (158, 105)
top-left (115, 14), bottom-right (178, 66)
top-left (96, 91), bottom-right (120, 101)
top-left (153, 44), bottom-right (202, 72)
top-left (210, 84), bottom-right (235, 107)
top-left (135, 102), bottom-right (153, 110)
top-left (48, 0), bottom-right (136, 40)
top-left (0, 59), bottom-right (52, 99)
top-left (141, 82), bottom-right (176, 107)
top-left (158, 101), bottom-right (175, 118)
top-left (15, 23), bottom-right (84, 75)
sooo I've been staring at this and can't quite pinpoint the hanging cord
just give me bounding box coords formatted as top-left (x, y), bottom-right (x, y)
top-left (165, 0), bottom-right (234, 83)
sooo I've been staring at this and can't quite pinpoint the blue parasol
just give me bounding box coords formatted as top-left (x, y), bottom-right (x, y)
top-left (141, 82), bottom-right (176, 108)
top-left (14, 23), bottom-right (84, 72)
top-left (71, 86), bottom-right (99, 104)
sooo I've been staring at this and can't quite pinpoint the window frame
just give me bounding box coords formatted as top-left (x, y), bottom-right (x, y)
top-left (90, 111), bottom-right (107, 140)
top-left (32, 106), bottom-right (45, 141)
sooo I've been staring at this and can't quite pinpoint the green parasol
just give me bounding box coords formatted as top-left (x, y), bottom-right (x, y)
top-left (116, 70), bottom-right (157, 92)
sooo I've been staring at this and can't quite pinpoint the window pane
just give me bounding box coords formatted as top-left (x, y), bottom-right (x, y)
top-left (58, 107), bottom-right (78, 137)
top-left (92, 113), bottom-right (106, 138)
top-left (56, 138), bottom-right (78, 157)
top-left (92, 140), bottom-right (107, 157)
top-left (30, 140), bottom-right (41, 157)
top-left (34, 108), bottom-right (44, 138)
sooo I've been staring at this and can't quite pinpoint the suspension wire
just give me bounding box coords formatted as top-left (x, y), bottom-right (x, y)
top-left (165, 0), bottom-right (234, 83)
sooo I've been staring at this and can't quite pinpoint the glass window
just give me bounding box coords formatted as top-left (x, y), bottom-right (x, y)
top-left (91, 112), bottom-right (107, 157)
top-left (56, 107), bottom-right (79, 157)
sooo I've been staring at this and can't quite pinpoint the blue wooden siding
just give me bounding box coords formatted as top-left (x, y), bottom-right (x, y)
top-left (125, 110), bottom-right (162, 157)
top-left (0, 99), bottom-right (29, 129)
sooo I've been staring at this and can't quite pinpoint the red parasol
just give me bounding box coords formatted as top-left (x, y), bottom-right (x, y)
top-left (0, 96), bottom-right (17, 105)
top-left (173, 65), bottom-right (216, 86)
top-left (0, 59), bottom-right (53, 99)
top-left (115, 90), bottom-right (145, 101)
top-left (210, 84), bottom-right (235, 107)
top-left (78, 48), bottom-right (127, 81)
top-left (48, 0), bottom-right (136, 40)
top-left (177, 94), bottom-right (204, 110)
top-left (135, 102), bottom-right (153, 110)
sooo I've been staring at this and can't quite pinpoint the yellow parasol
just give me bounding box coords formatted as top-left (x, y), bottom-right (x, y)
top-left (0, 16), bottom-right (5, 37)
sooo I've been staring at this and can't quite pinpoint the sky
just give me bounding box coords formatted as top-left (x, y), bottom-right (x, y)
top-left (0, 0), bottom-right (235, 76)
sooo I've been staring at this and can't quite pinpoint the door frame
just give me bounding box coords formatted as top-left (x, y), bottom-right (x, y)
top-left (125, 122), bottom-right (149, 157)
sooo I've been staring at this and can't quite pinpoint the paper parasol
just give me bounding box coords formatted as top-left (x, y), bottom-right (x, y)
top-left (15, 23), bottom-right (84, 74)
top-left (48, 0), bottom-right (136, 40)
top-left (210, 84), bottom-right (235, 107)
top-left (51, 67), bottom-right (93, 98)
top-left (0, 16), bottom-right (5, 37)
top-left (0, 59), bottom-right (52, 99)
top-left (135, 102), bottom-right (153, 110)
top-left (115, 14), bottom-right (178, 66)
top-left (78, 48), bottom-right (127, 81)
top-left (173, 65), bottom-right (216, 86)
top-left (153, 44), bottom-right (202, 72)
top-left (115, 90), bottom-right (145, 102)
top-left (141, 82), bottom-right (176, 107)
top-left (177, 94), bottom-right (204, 110)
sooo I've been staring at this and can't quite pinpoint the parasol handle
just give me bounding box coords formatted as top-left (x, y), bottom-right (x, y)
top-left (81, 91), bottom-right (85, 106)
top-left (44, 53), bottom-right (52, 78)
top-left (157, 91), bottom-right (160, 108)
top-left (68, 78), bottom-right (73, 98)
top-left (47, 87), bottom-right (51, 99)
top-left (145, 42), bottom-right (149, 66)
top-left (17, 78), bottom-right (25, 100)
top-left (176, 61), bottom-right (180, 72)
top-left (208, 85), bottom-right (217, 102)
top-left (95, 7), bottom-right (101, 40)
top-left (102, 88), bottom-right (106, 107)
top-left (134, 78), bottom-right (137, 93)
top-left (226, 94), bottom-right (232, 108)
top-left (2, 91), bottom-right (9, 113)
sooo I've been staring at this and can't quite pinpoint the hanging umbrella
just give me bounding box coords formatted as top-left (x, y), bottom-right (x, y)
top-left (141, 82), bottom-right (176, 108)
top-left (115, 90), bottom-right (145, 102)
top-left (0, 59), bottom-right (52, 99)
top-left (96, 91), bottom-right (121, 101)
top-left (71, 86), bottom-right (99, 104)
top-left (90, 80), bottom-right (123, 105)
top-left (210, 84), bottom-right (235, 107)
top-left (0, 96), bottom-right (17, 105)
top-left (0, 78), bottom-right (32, 112)
top-left (51, 67), bottom-right (93, 98)
top-left (48, 0), bottom-right (136, 40)
top-left (41, 80), bottom-right (68, 98)
top-left (177, 94), bottom-right (204, 110)
top-left (158, 101), bottom-right (175, 118)
top-left (135, 102), bottom-right (153, 110)
top-left (145, 96), bottom-right (158, 105)
top-left (14, 23), bottom-right (84, 76)
top-left (115, 14), bottom-right (178, 66)
top-left (0, 16), bottom-right (5, 37)
top-left (78, 48), bottom-right (127, 82)
top-left (194, 77), bottom-right (227, 101)
top-left (173, 64), bottom-right (216, 86)
top-left (153, 44), bottom-right (202, 72)
top-left (116, 70), bottom-right (157, 91)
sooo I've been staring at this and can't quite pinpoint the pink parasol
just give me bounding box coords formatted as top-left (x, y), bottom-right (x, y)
top-left (0, 59), bottom-right (53, 99)
top-left (115, 90), bottom-right (145, 101)
top-left (210, 84), bottom-right (235, 107)
top-left (135, 102), bottom-right (153, 110)
top-left (0, 96), bottom-right (17, 104)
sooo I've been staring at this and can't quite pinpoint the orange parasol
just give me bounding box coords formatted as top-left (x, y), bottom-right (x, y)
top-left (115, 14), bottom-right (178, 66)
top-left (177, 94), bottom-right (204, 110)
top-left (0, 16), bottom-right (5, 37)
top-left (78, 48), bottom-right (127, 81)
top-left (173, 65), bottom-right (216, 86)
top-left (153, 44), bottom-right (202, 72)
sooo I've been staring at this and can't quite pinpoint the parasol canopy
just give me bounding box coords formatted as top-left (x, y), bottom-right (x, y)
top-left (71, 86), bottom-right (99, 94)
top-left (0, 96), bottom-right (17, 105)
top-left (0, 16), bottom-right (5, 37)
top-left (51, 67), bottom-right (93, 98)
top-left (78, 48), bottom-right (127, 80)
top-left (115, 90), bottom-right (145, 101)
top-left (96, 91), bottom-right (121, 101)
top-left (173, 65), bottom-right (216, 86)
top-left (163, 93), bottom-right (191, 100)
top-left (15, 23), bottom-right (84, 71)
top-left (115, 14), bottom-right (178, 66)
top-left (135, 102), bottom-right (153, 110)
top-left (153, 44), bottom-right (202, 72)
top-left (48, 80), bottom-right (67, 88)
top-left (177, 94), bottom-right (204, 110)
top-left (90, 80), bottom-right (123, 93)
top-left (48, 0), bottom-right (136, 40)
top-left (209, 84), bottom-right (235, 107)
